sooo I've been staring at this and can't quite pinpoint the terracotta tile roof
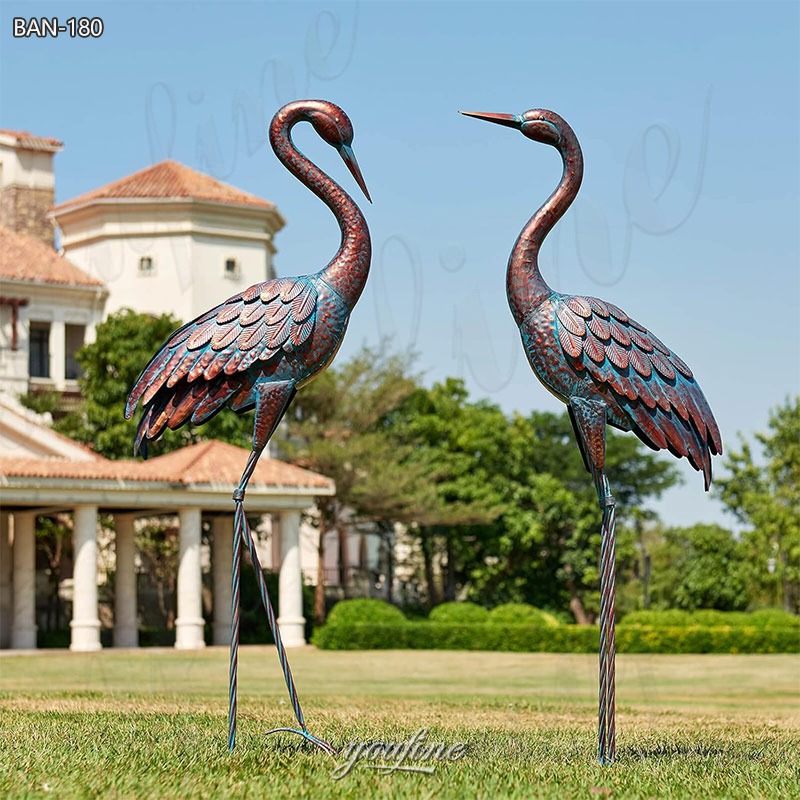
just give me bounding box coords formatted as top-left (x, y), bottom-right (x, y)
top-left (0, 129), bottom-right (62, 152)
top-left (0, 457), bottom-right (137, 481)
top-left (0, 439), bottom-right (333, 490)
top-left (145, 440), bottom-right (333, 488)
top-left (0, 226), bottom-right (105, 287)
top-left (53, 160), bottom-right (276, 212)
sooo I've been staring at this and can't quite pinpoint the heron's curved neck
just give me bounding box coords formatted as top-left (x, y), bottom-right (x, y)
top-left (507, 127), bottom-right (583, 322)
top-left (269, 107), bottom-right (371, 308)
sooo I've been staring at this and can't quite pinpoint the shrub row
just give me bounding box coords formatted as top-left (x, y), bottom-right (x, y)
top-left (313, 622), bottom-right (595, 652)
top-left (312, 622), bottom-right (799, 654)
top-left (429, 601), bottom-right (490, 624)
top-left (427, 601), bottom-right (560, 627)
top-left (616, 624), bottom-right (799, 653)
top-left (620, 608), bottom-right (800, 628)
top-left (326, 597), bottom-right (407, 625)
top-left (488, 603), bottom-right (560, 627)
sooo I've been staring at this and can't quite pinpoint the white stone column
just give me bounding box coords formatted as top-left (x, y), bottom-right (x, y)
top-left (11, 512), bottom-right (37, 649)
top-left (0, 512), bottom-right (12, 648)
top-left (50, 319), bottom-right (66, 389)
top-left (70, 505), bottom-right (101, 651)
top-left (175, 508), bottom-right (205, 649)
top-left (212, 516), bottom-right (233, 646)
top-left (114, 514), bottom-right (138, 648)
top-left (277, 510), bottom-right (306, 647)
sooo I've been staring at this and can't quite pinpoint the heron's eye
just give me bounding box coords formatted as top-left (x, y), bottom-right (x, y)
top-left (312, 114), bottom-right (342, 146)
top-left (521, 119), bottom-right (560, 144)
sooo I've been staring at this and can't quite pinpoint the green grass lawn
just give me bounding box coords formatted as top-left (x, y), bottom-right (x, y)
top-left (1, 648), bottom-right (798, 798)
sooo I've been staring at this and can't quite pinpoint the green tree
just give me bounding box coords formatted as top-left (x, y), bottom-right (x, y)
top-left (386, 379), bottom-right (509, 606)
top-left (54, 309), bottom-right (252, 458)
top-left (648, 523), bottom-right (749, 611)
top-left (515, 410), bottom-right (681, 513)
top-left (465, 471), bottom-right (596, 619)
top-left (715, 397), bottom-right (800, 612)
top-left (465, 410), bottom-right (679, 623)
top-left (277, 344), bottom-right (435, 620)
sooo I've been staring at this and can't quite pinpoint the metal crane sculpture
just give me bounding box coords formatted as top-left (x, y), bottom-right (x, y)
top-left (461, 107), bottom-right (722, 764)
top-left (126, 99), bottom-right (372, 756)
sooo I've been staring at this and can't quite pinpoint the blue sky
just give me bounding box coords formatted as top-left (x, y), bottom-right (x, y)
top-left (2, 1), bottom-right (798, 529)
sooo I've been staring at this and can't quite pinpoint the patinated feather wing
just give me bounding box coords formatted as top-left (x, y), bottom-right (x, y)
top-left (555, 294), bottom-right (722, 488)
top-left (125, 276), bottom-right (318, 455)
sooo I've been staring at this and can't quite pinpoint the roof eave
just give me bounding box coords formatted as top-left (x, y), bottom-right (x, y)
top-left (0, 276), bottom-right (108, 294)
top-left (0, 132), bottom-right (63, 153)
top-left (52, 195), bottom-right (282, 221)
top-left (0, 475), bottom-right (333, 511)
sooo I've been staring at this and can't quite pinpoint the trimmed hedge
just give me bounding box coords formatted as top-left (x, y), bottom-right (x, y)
top-left (313, 622), bottom-right (410, 650)
top-left (415, 623), bottom-right (599, 652)
top-left (617, 624), bottom-right (799, 654)
top-left (312, 621), bottom-right (799, 654)
top-left (312, 601), bottom-right (799, 653)
top-left (429, 602), bottom-right (489, 624)
top-left (488, 603), bottom-right (559, 627)
top-left (326, 598), bottom-right (407, 625)
top-left (313, 622), bottom-right (597, 652)
top-left (620, 609), bottom-right (800, 628)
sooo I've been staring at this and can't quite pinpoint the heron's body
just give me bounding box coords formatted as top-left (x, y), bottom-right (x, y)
top-left (126, 99), bottom-right (372, 755)
top-left (462, 106), bottom-right (722, 764)
top-left (127, 100), bottom-right (371, 456)
top-left (519, 290), bottom-right (721, 483)
top-left (126, 272), bottom-right (353, 450)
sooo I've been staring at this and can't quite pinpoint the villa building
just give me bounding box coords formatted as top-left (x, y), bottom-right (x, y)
top-left (51, 159), bottom-right (285, 323)
top-left (0, 130), bottom-right (107, 400)
top-left (0, 128), bottom-right (387, 652)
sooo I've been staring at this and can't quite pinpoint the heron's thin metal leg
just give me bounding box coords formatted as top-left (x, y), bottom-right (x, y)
top-left (228, 445), bottom-right (335, 757)
top-left (567, 397), bottom-right (617, 765)
top-left (238, 508), bottom-right (336, 756)
top-left (227, 446), bottom-right (263, 752)
top-left (235, 448), bottom-right (262, 498)
top-left (227, 504), bottom-right (243, 751)
top-left (595, 472), bottom-right (616, 765)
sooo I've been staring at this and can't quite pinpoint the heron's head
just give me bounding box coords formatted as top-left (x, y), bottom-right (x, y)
top-left (459, 107), bottom-right (565, 148)
top-left (303, 100), bottom-right (371, 202)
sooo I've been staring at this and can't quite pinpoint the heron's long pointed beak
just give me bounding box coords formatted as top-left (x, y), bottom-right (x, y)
top-left (339, 145), bottom-right (372, 203)
top-left (459, 110), bottom-right (521, 129)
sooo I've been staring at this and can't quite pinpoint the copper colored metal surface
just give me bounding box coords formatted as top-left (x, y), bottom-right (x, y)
top-left (126, 99), bottom-right (372, 756)
top-left (462, 107), bottom-right (722, 764)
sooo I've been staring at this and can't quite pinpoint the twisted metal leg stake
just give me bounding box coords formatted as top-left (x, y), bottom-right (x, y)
top-left (228, 505), bottom-right (243, 751)
top-left (567, 400), bottom-right (617, 765)
top-left (237, 501), bottom-right (336, 756)
top-left (597, 484), bottom-right (617, 765)
top-left (227, 451), bottom-right (335, 756)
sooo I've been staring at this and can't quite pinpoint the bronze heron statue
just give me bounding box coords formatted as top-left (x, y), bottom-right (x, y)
top-left (127, 99), bottom-right (372, 756)
top-left (461, 106), bottom-right (722, 764)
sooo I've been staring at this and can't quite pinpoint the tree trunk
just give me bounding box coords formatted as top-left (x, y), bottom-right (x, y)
top-left (385, 525), bottom-right (395, 604)
top-left (315, 501), bottom-right (331, 624)
top-left (444, 533), bottom-right (456, 602)
top-left (636, 517), bottom-right (651, 609)
top-left (315, 532), bottom-right (326, 624)
top-left (337, 519), bottom-right (350, 596)
top-left (783, 578), bottom-right (793, 613)
top-left (781, 549), bottom-right (793, 613)
top-left (421, 529), bottom-right (439, 608)
top-left (569, 591), bottom-right (590, 625)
